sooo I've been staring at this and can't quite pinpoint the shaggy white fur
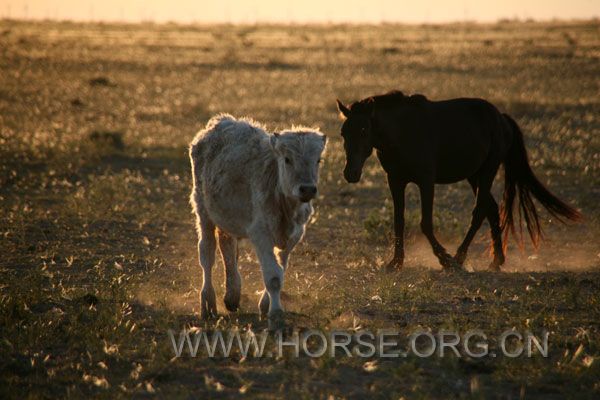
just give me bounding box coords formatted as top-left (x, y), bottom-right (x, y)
top-left (189, 114), bottom-right (327, 322)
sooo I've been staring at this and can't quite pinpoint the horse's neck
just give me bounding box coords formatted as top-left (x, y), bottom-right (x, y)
top-left (371, 125), bottom-right (391, 151)
top-left (371, 114), bottom-right (405, 152)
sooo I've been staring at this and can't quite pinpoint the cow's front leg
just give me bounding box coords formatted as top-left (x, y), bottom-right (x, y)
top-left (258, 245), bottom-right (294, 315)
top-left (277, 247), bottom-right (291, 270)
top-left (249, 227), bottom-right (285, 320)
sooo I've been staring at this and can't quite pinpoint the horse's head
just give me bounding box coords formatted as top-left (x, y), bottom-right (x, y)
top-left (336, 99), bottom-right (374, 183)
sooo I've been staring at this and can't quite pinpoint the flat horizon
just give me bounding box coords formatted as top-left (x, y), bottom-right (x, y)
top-left (2, 16), bottom-right (599, 27)
top-left (1, 0), bottom-right (599, 24)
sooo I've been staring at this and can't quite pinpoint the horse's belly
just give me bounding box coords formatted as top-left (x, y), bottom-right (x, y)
top-left (434, 157), bottom-right (486, 184)
top-left (435, 170), bottom-right (476, 184)
top-left (434, 136), bottom-right (491, 183)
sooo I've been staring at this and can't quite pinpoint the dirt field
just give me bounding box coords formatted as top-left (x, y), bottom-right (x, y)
top-left (1, 19), bottom-right (599, 398)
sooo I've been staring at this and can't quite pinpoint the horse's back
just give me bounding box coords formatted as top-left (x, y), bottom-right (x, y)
top-left (431, 98), bottom-right (508, 181)
top-left (430, 97), bottom-right (500, 123)
top-left (388, 97), bottom-right (505, 183)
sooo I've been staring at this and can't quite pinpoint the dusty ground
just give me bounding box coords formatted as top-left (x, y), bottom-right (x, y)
top-left (1, 19), bottom-right (599, 398)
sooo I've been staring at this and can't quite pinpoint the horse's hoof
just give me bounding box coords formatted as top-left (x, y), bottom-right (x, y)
top-left (454, 251), bottom-right (467, 266)
top-left (441, 256), bottom-right (464, 271)
top-left (383, 258), bottom-right (403, 273)
top-left (267, 310), bottom-right (285, 332)
top-left (487, 262), bottom-right (502, 272)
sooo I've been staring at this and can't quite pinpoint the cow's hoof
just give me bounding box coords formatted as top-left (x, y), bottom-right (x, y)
top-left (224, 291), bottom-right (241, 312)
top-left (384, 258), bottom-right (403, 273)
top-left (267, 309), bottom-right (285, 331)
top-left (200, 288), bottom-right (217, 319)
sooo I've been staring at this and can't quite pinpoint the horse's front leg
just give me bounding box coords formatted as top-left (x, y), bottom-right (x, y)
top-left (385, 175), bottom-right (407, 272)
top-left (417, 181), bottom-right (462, 270)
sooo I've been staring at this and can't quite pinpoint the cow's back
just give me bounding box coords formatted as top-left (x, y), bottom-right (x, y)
top-left (190, 115), bottom-right (275, 238)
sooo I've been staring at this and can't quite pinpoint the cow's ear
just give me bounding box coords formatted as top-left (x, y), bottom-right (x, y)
top-left (336, 99), bottom-right (351, 119)
top-left (270, 132), bottom-right (279, 150)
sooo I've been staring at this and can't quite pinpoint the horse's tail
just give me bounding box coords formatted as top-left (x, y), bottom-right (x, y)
top-left (500, 113), bottom-right (582, 249)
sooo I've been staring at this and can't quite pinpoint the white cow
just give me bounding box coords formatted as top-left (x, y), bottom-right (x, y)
top-left (189, 114), bottom-right (327, 323)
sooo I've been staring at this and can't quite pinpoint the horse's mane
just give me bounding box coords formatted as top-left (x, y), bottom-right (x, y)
top-left (349, 90), bottom-right (427, 113)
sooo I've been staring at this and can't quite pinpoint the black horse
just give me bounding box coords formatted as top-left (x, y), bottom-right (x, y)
top-left (336, 91), bottom-right (581, 271)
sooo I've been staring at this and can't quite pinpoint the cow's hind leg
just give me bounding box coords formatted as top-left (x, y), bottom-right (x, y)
top-left (218, 229), bottom-right (241, 312)
top-left (197, 218), bottom-right (217, 319)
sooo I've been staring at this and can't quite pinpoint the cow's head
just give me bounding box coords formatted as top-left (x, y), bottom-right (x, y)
top-left (270, 129), bottom-right (327, 203)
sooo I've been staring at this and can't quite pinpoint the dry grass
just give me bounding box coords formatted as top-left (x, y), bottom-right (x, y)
top-left (0, 19), bottom-right (599, 398)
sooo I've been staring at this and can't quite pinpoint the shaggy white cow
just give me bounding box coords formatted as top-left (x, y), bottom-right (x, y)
top-left (189, 114), bottom-right (327, 322)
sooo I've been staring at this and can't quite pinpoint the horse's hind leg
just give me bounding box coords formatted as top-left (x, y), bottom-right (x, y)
top-left (454, 171), bottom-right (498, 268)
top-left (218, 229), bottom-right (241, 312)
top-left (418, 182), bottom-right (461, 269)
top-left (460, 179), bottom-right (504, 270)
top-left (486, 196), bottom-right (504, 271)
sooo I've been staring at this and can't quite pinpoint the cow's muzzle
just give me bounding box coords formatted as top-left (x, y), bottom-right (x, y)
top-left (298, 185), bottom-right (317, 202)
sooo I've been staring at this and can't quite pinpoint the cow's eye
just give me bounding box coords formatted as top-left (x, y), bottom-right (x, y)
top-left (317, 158), bottom-right (322, 165)
top-left (284, 157), bottom-right (291, 165)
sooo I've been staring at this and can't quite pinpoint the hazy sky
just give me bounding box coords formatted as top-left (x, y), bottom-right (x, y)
top-left (2, 0), bottom-right (599, 23)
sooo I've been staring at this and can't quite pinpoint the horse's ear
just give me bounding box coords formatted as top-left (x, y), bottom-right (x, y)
top-left (270, 132), bottom-right (279, 150)
top-left (336, 99), bottom-right (351, 119)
